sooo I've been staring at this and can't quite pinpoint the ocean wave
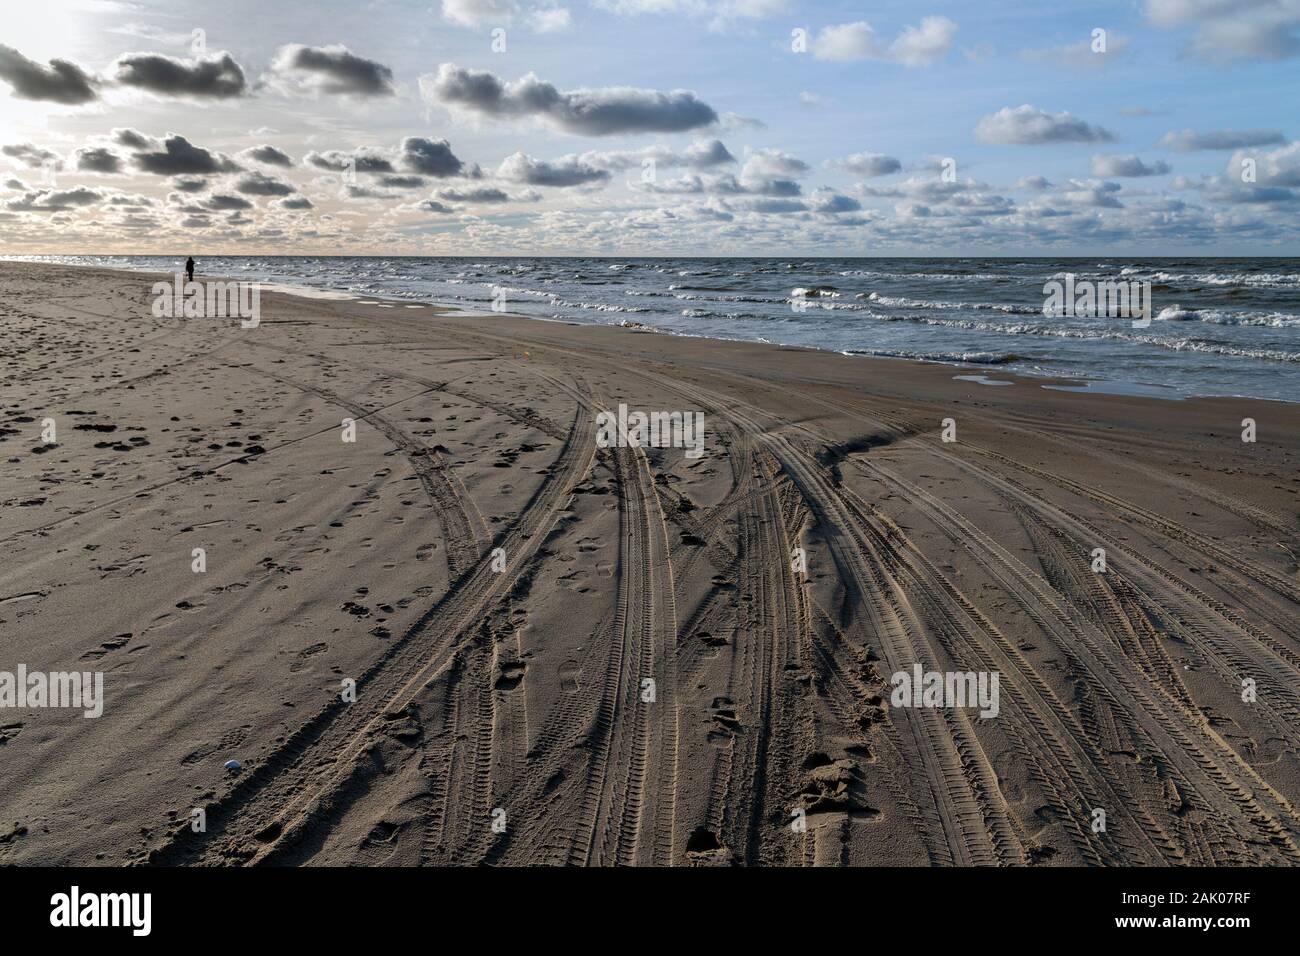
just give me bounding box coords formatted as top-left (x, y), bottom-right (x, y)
top-left (858, 311), bottom-right (1300, 363)
top-left (1119, 268), bottom-right (1300, 288)
top-left (843, 348), bottom-right (1023, 365)
top-left (859, 292), bottom-right (1039, 314)
top-left (1154, 305), bottom-right (1300, 326)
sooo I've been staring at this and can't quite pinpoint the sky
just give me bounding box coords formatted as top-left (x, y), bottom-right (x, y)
top-left (1, 0), bottom-right (1298, 256)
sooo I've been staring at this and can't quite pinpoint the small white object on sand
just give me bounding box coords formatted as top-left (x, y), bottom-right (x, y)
top-left (224, 759), bottom-right (242, 772)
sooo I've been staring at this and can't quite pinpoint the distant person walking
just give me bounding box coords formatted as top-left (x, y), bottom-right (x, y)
top-left (185, 256), bottom-right (195, 284)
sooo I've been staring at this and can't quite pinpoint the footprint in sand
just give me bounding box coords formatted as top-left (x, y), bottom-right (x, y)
top-left (559, 660), bottom-right (581, 694)
top-left (289, 642), bottom-right (328, 673)
top-left (495, 661), bottom-right (526, 691)
top-left (80, 633), bottom-right (132, 660)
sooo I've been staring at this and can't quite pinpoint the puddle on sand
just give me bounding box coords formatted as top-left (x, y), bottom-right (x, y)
top-left (1042, 380), bottom-right (1185, 400)
top-left (954, 374), bottom-right (1015, 387)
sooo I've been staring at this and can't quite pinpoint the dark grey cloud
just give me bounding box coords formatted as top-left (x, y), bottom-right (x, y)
top-left (0, 44), bottom-right (99, 104)
top-left (1157, 128), bottom-right (1288, 151)
top-left (435, 185), bottom-right (510, 203)
top-left (105, 192), bottom-right (153, 207)
top-left (379, 175), bottom-right (426, 189)
top-left (832, 151), bottom-right (902, 177)
top-left (2, 142), bottom-right (61, 169)
top-left (241, 144), bottom-right (294, 167)
top-left (976, 105), bottom-right (1116, 144)
top-left (344, 184), bottom-right (397, 199)
top-left (171, 177), bottom-right (209, 193)
top-left (426, 63), bottom-right (718, 135)
top-left (203, 194), bottom-right (253, 211)
top-left (234, 170), bottom-right (296, 196)
top-left (112, 128), bottom-right (154, 150)
top-left (810, 189), bottom-right (863, 214)
top-left (6, 186), bottom-right (102, 212)
top-left (304, 148), bottom-right (395, 174)
top-left (497, 152), bottom-right (611, 187)
top-left (1089, 154), bottom-right (1171, 177)
top-left (132, 135), bottom-right (240, 176)
top-left (271, 44), bottom-right (395, 96)
top-left (74, 146), bottom-right (125, 174)
top-left (417, 199), bottom-right (455, 213)
top-left (279, 196), bottom-right (313, 209)
top-left (400, 137), bottom-right (463, 177)
top-left (112, 52), bottom-right (247, 98)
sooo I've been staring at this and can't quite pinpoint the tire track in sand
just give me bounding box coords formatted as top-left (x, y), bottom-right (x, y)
top-left (144, 383), bottom-right (596, 865)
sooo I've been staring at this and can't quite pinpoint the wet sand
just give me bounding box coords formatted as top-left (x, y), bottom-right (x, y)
top-left (1, 260), bottom-right (1298, 866)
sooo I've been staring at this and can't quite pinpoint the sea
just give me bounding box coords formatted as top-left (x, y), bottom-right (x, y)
top-left (13, 256), bottom-right (1299, 402)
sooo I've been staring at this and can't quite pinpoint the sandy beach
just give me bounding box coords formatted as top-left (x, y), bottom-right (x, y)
top-left (1, 260), bottom-right (1298, 867)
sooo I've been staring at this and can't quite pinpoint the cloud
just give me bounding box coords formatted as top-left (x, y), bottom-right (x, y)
top-left (304, 148), bottom-right (396, 174)
top-left (1145, 0), bottom-right (1300, 62)
top-left (417, 199), bottom-right (456, 213)
top-left (171, 177), bottom-right (209, 193)
top-left (112, 128), bottom-right (154, 150)
top-left (1090, 154), bottom-right (1172, 177)
top-left (720, 112), bottom-right (765, 131)
top-left (234, 171), bottom-right (296, 196)
top-left (241, 145), bottom-right (294, 167)
top-left (279, 196), bottom-right (313, 209)
top-left (6, 187), bottom-right (102, 212)
top-left (597, 0), bottom-right (792, 33)
top-left (400, 137), bottom-right (464, 177)
top-left (809, 188), bottom-right (862, 213)
top-left (1062, 179), bottom-right (1124, 208)
top-left (831, 151), bottom-right (901, 177)
top-left (2, 143), bottom-right (62, 170)
top-left (74, 147), bottom-right (125, 174)
top-left (104, 192), bottom-right (154, 208)
top-left (531, 7), bottom-right (572, 31)
top-left (436, 185), bottom-right (511, 203)
top-left (1157, 128), bottom-right (1288, 151)
top-left (0, 44), bottom-right (99, 104)
top-left (976, 105), bottom-right (1116, 144)
top-left (1021, 35), bottom-right (1131, 69)
top-left (442, 0), bottom-right (516, 26)
top-left (424, 63), bottom-right (718, 135)
top-left (579, 139), bottom-right (735, 172)
top-left (440, 0), bottom-right (572, 31)
top-left (811, 17), bottom-right (957, 65)
top-left (203, 194), bottom-right (254, 211)
top-left (131, 135), bottom-right (241, 176)
top-left (1016, 175), bottom-right (1053, 190)
top-left (736, 148), bottom-right (808, 195)
top-left (379, 175), bottom-right (427, 189)
top-left (1227, 141), bottom-right (1300, 187)
top-left (111, 52), bottom-right (247, 98)
top-left (744, 198), bottom-right (806, 213)
top-left (497, 152), bottom-right (611, 186)
top-left (741, 148), bottom-right (809, 180)
top-left (270, 44), bottom-right (395, 97)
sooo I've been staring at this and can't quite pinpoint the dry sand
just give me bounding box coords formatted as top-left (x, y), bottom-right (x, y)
top-left (1, 261), bottom-right (1298, 866)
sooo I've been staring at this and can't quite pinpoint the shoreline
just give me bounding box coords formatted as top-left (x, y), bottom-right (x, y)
top-left (16, 258), bottom-right (1296, 406)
